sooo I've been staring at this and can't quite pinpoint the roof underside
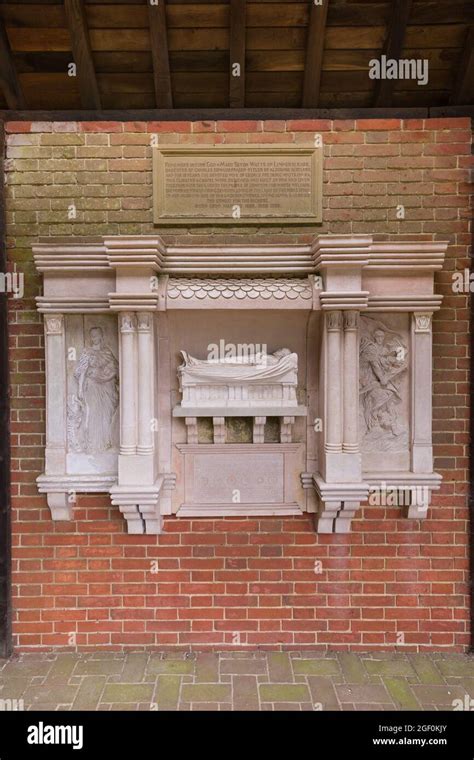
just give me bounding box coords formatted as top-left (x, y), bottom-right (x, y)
top-left (0, 0), bottom-right (473, 112)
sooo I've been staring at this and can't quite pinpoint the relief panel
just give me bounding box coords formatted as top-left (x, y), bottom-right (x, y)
top-left (359, 313), bottom-right (410, 470)
top-left (65, 315), bottom-right (119, 475)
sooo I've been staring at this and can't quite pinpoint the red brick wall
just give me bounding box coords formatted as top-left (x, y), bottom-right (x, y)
top-left (5, 117), bottom-right (472, 651)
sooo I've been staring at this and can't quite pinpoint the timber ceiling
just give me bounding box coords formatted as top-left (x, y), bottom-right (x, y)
top-left (0, 0), bottom-right (473, 112)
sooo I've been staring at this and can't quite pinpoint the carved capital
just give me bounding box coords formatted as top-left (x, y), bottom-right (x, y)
top-left (137, 312), bottom-right (152, 332)
top-left (343, 311), bottom-right (359, 331)
top-left (413, 312), bottom-right (432, 333)
top-left (327, 310), bottom-right (342, 331)
top-left (120, 312), bottom-right (136, 333)
top-left (44, 314), bottom-right (64, 335)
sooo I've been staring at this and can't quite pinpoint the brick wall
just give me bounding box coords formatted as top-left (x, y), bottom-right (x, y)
top-left (5, 117), bottom-right (472, 651)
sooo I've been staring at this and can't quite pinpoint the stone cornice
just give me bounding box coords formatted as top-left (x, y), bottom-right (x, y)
top-left (33, 234), bottom-right (448, 316)
top-left (33, 235), bottom-right (448, 277)
top-left (319, 291), bottom-right (370, 310)
top-left (367, 295), bottom-right (443, 312)
top-left (33, 243), bottom-right (108, 272)
top-left (367, 242), bottom-right (447, 270)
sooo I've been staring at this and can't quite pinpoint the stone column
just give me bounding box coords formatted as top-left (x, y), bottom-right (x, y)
top-left (137, 313), bottom-right (154, 455)
top-left (42, 314), bottom-right (71, 519)
top-left (112, 309), bottom-right (161, 535)
top-left (44, 314), bottom-right (66, 474)
top-left (411, 312), bottom-right (433, 473)
top-left (325, 310), bottom-right (343, 453)
top-left (343, 310), bottom-right (359, 453)
top-left (119, 312), bottom-right (137, 456)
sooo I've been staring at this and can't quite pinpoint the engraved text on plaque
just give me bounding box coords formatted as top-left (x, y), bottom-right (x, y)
top-left (153, 145), bottom-right (322, 224)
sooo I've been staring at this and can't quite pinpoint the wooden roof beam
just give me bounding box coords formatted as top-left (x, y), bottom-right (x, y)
top-left (148, 0), bottom-right (173, 109)
top-left (0, 18), bottom-right (26, 109)
top-left (373, 0), bottom-right (413, 107)
top-left (451, 26), bottom-right (474, 105)
top-left (302, 0), bottom-right (329, 108)
top-left (229, 0), bottom-right (246, 108)
top-left (64, 0), bottom-right (101, 109)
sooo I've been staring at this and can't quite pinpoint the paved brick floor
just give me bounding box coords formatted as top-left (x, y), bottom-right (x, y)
top-left (1, 652), bottom-right (474, 711)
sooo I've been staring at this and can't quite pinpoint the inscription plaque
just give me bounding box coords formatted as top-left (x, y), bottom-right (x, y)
top-left (153, 144), bottom-right (322, 224)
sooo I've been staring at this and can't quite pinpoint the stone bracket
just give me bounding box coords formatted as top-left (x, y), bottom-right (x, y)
top-left (109, 478), bottom-right (166, 535)
top-left (301, 473), bottom-right (369, 534)
top-left (365, 473), bottom-right (442, 520)
top-left (37, 474), bottom-right (117, 522)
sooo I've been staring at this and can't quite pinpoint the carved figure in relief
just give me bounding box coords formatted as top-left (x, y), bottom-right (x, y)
top-left (69, 326), bottom-right (119, 453)
top-left (179, 347), bottom-right (297, 382)
top-left (178, 347), bottom-right (299, 408)
top-left (359, 317), bottom-right (408, 452)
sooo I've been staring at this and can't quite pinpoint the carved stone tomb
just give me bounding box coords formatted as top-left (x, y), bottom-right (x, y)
top-left (33, 234), bottom-right (446, 533)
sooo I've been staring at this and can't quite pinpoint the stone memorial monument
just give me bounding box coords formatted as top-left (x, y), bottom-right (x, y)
top-left (33, 233), bottom-right (446, 535)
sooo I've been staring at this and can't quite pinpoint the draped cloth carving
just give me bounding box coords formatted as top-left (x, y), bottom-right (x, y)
top-left (68, 326), bottom-right (119, 454)
top-left (178, 348), bottom-right (299, 408)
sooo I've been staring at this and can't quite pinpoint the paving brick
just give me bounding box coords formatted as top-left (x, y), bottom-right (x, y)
top-left (147, 658), bottom-right (194, 676)
top-left (154, 675), bottom-right (181, 710)
top-left (181, 684), bottom-right (231, 702)
top-left (412, 684), bottom-right (467, 707)
top-left (435, 658), bottom-right (474, 677)
top-left (74, 659), bottom-right (124, 676)
top-left (292, 659), bottom-right (340, 676)
top-left (307, 676), bottom-right (340, 711)
top-left (72, 676), bottom-right (106, 710)
top-left (0, 677), bottom-right (30, 699)
top-left (43, 655), bottom-right (78, 681)
top-left (220, 659), bottom-right (267, 675)
top-left (232, 676), bottom-right (260, 710)
top-left (408, 655), bottom-right (445, 684)
top-left (364, 660), bottom-right (417, 677)
top-left (450, 677), bottom-right (474, 694)
top-left (338, 653), bottom-right (369, 684)
top-left (118, 654), bottom-right (148, 683)
top-left (1, 660), bottom-right (52, 678)
top-left (335, 684), bottom-right (392, 704)
top-left (24, 680), bottom-right (78, 706)
top-left (195, 653), bottom-right (219, 682)
top-left (383, 678), bottom-right (422, 710)
top-left (267, 653), bottom-right (293, 683)
top-left (102, 683), bottom-right (154, 704)
top-left (259, 684), bottom-right (310, 702)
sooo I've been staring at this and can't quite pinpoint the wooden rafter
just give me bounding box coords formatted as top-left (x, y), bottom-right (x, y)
top-left (0, 18), bottom-right (25, 109)
top-left (451, 26), bottom-right (474, 105)
top-left (373, 0), bottom-right (413, 107)
top-left (229, 0), bottom-right (246, 108)
top-left (302, 0), bottom-right (329, 108)
top-left (64, 0), bottom-right (101, 109)
top-left (148, 0), bottom-right (173, 109)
